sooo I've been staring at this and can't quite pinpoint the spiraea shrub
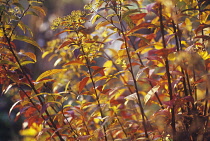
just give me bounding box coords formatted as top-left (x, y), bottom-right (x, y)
top-left (1, 0), bottom-right (209, 140)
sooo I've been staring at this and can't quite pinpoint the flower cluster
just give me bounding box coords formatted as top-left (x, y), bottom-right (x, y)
top-left (51, 10), bottom-right (86, 30)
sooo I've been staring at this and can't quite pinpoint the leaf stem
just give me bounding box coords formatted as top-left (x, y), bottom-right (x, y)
top-left (80, 44), bottom-right (108, 141)
top-left (117, 13), bottom-right (149, 140)
top-left (158, 3), bottom-right (176, 140)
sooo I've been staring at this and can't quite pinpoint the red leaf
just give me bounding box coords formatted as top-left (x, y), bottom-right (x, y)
top-left (148, 47), bottom-right (176, 57)
top-left (96, 85), bottom-right (103, 92)
top-left (162, 99), bottom-right (175, 108)
top-left (91, 66), bottom-right (105, 76)
top-left (79, 77), bottom-right (89, 92)
top-left (194, 78), bottom-right (205, 84)
top-left (194, 35), bottom-right (210, 40)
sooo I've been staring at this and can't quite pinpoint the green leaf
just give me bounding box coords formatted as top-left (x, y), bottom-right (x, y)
top-left (17, 21), bottom-right (33, 36)
top-left (13, 35), bottom-right (42, 51)
top-left (0, 60), bottom-right (18, 68)
top-left (36, 69), bottom-right (67, 82)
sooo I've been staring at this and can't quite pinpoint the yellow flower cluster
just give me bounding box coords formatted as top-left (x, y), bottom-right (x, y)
top-left (51, 10), bottom-right (86, 30)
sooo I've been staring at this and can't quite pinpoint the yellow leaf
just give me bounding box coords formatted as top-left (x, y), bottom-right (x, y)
top-left (185, 18), bottom-right (192, 31)
top-left (154, 43), bottom-right (163, 49)
top-left (20, 61), bottom-right (35, 66)
top-left (36, 69), bottom-right (67, 82)
top-left (103, 60), bottom-right (113, 75)
top-left (42, 51), bottom-right (50, 58)
top-left (20, 123), bottom-right (42, 137)
top-left (198, 50), bottom-right (210, 60)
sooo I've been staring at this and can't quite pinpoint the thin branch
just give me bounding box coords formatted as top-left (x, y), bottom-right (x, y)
top-left (158, 3), bottom-right (176, 140)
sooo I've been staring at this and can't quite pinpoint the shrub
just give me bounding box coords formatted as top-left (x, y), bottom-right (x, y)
top-left (0, 0), bottom-right (209, 140)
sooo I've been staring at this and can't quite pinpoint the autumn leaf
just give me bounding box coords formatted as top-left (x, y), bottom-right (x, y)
top-left (129, 13), bottom-right (147, 25)
top-left (63, 60), bottom-right (85, 66)
top-left (144, 85), bottom-right (160, 104)
top-left (31, 6), bottom-right (46, 16)
top-left (36, 69), bottom-right (67, 82)
top-left (91, 66), bottom-right (105, 76)
top-left (24, 52), bottom-right (37, 62)
top-left (14, 35), bottom-right (42, 51)
top-left (79, 77), bottom-right (89, 93)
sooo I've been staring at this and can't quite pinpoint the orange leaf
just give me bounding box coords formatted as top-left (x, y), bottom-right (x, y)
top-left (129, 13), bottom-right (147, 24)
top-left (31, 6), bottom-right (46, 16)
top-left (24, 52), bottom-right (37, 62)
top-left (126, 23), bottom-right (156, 35)
top-left (63, 60), bottom-right (85, 66)
top-left (79, 77), bottom-right (89, 93)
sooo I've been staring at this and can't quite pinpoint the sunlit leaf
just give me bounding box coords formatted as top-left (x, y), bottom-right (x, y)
top-left (124, 93), bottom-right (138, 101)
top-left (197, 50), bottom-right (210, 60)
top-left (91, 14), bottom-right (101, 24)
top-left (144, 85), bottom-right (160, 104)
top-left (20, 60), bottom-right (35, 66)
top-left (36, 69), bottom-right (67, 82)
top-left (9, 100), bottom-right (21, 119)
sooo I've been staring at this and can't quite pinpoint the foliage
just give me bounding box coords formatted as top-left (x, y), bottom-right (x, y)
top-left (0, 0), bottom-right (210, 140)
